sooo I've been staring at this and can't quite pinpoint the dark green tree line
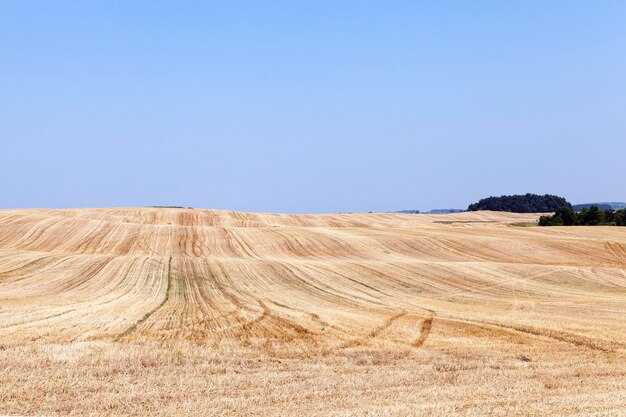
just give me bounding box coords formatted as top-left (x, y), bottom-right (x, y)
top-left (467, 193), bottom-right (571, 213)
top-left (539, 206), bottom-right (626, 227)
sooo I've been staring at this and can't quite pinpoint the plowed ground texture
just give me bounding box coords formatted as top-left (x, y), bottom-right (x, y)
top-left (1, 208), bottom-right (625, 416)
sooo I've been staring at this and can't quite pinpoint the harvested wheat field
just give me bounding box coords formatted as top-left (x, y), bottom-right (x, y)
top-left (0, 207), bottom-right (625, 416)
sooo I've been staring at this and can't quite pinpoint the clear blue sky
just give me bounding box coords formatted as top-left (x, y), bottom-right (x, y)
top-left (1, 1), bottom-right (625, 213)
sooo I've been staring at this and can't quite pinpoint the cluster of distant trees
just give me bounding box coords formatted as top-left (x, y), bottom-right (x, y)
top-left (539, 206), bottom-right (626, 226)
top-left (467, 194), bottom-right (571, 213)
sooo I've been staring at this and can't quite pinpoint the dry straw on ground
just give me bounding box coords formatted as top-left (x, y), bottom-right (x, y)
top-left (0, 208), bottom-right (625, 416)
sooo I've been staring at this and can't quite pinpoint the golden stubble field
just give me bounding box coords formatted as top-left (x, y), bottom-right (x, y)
top-left (0, 207), bottom-right (625, 416)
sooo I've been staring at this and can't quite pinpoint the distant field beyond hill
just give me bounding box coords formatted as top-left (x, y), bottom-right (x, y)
top-left (1, 208), bottom-right (625, 416)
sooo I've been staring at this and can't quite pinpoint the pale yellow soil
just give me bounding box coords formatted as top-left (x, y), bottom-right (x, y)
top-left (0, 208), bottom-right (625, 416)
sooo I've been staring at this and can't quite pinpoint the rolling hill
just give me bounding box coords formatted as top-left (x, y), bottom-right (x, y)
top-left (1, 207), bottom-right (625, 416)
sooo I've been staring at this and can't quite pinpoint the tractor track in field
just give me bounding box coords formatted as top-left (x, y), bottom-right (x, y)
top-left (337, 310), bottom-right (436, 350)
top-left (412, 316), bottom-right (434, 348)
top-left (116, 256), bottom-right (172, 340)
top-left (340, 311), bottom-right (407, 349)
top-left (437, 314), bottom-right (622, 353)
top-left (605, 241), bottom-right (626, 264)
